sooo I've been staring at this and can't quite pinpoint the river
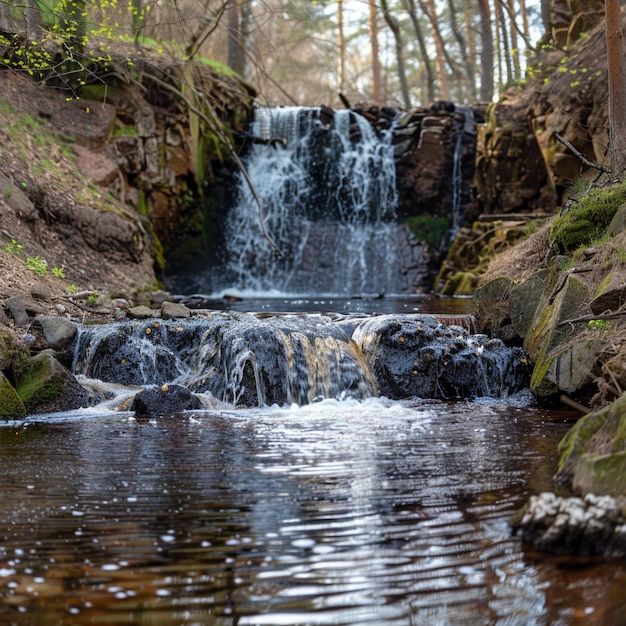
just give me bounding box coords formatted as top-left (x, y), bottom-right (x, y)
top-left (1, 395), bottom-right (625, 625)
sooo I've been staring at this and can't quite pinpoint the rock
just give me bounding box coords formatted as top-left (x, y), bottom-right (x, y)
top-left (526, 274), bottom-right (589, 399)
top-left (16, 349), bottom-right (92, 414)
top-left (474, 276), bottom-right (514, 336)
top-left (513, 491), bottom-right (626, 556)
top-left (160, 301), bottom-right (190, 319)
top-left (0, 371), bottom-right (26, 419)
top-left (130, 383), bottom-right (202, 417)
top-left (150, 290), bottom-right (172, 307)
top-left (574, 451), bottom-right (626, 496)
top-left (556, 394), bottom-right (626, 496)
top-left (352, 314), bottom-right (530, 400)
top-left (0, 327), bottom-right (18, 371)
top-left (5, 296), bottom-right (30, 327)
top-left (607, 202), bottom-right (626, 237)
top-left (509, 270), bottom-right (549, 338)
top-left (590, 273), bottom-right (626, 314)
top-left (73, 144), bottom-right (120, 186)
top-left (30, 283), bottom-right (52, 301)
top-left (129, 305), bottom-right (159, 319)
top-left (556, 393), bottom-right (626, 495)
top-left (29, 317), bottom-right (77, 351)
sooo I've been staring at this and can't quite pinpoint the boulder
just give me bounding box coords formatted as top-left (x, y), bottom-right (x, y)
top-left (131, 384), bottom-right (202, 417)
top-left (0, 371), bottom-right (26, 419)
top-left (16, 349), bottom-right (91, 414)
top-left (590, 273), bottom-right (626, 314)
top-left (29, 317), bottom-right (78, 351)
top-left (556, 392), bottom-right (626, 496)
top-left (352, 314), bottom-right (530, 400)
top-left (160, 301), bottom-right (190, 319)
top-left (526, 273), bottom-right (589, 399)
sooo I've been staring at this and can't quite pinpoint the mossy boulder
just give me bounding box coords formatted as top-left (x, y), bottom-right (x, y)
top-left (550, 183), bottom-right (626, 254)
top-left (509, 269), bottom-right (550, 338)
top-left (16, 349), bottom-right (91, 414)
top-left (0, 371), bottom-right (26, 419)
top-left (524, 273), bottom-right (589, 399)
top-left (556, 393), bottom-right (626, 496)
top-left (474, 276), bottom-right (514, 335)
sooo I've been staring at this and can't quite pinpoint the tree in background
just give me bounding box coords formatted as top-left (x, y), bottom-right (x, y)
top-left (0, 0), bottom-right (549, 108)
top-left (605, 0), bottom-right (626, 177)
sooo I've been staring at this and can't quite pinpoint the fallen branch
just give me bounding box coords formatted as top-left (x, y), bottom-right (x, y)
top-left (554, 132), bottom-right (611, 173)
top-left (558, 311), bottom-right (626, 327)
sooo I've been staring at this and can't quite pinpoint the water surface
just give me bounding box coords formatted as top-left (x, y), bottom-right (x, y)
top-left (0, 398), bottom-right (624, 625)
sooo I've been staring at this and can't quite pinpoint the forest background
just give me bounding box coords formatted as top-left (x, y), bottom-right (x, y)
top-left (0, 0), bottom-right (555, 111)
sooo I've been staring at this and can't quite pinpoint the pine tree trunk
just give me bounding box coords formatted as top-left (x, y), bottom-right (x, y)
top-left (606, 0), bottom-right (626, 176)
top-left (478, 0), bottom-right (494, 102)
top-left (404, 0), bottom-right (436, 103)
top-left (381, 0), bottom-right (411, 108)
top-left (368, 0), bottom-right (382, 104)
top-left (337, 0), bottom-right (346, 97)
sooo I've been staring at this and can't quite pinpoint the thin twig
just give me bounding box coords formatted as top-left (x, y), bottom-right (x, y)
top-left (554, 132), bottom-right (611, 173)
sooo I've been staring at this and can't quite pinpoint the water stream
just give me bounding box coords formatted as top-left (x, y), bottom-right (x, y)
top-left (1, 399), bottom-right (625, 625)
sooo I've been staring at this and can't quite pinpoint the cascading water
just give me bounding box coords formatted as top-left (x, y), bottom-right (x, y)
top-left (200, 106), bottom-right (404, 296)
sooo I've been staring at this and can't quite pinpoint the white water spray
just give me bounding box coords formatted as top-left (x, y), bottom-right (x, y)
top-left (211, 106), bottom-right (403, 296)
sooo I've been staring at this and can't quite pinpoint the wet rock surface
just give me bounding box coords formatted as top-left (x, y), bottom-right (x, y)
top-left (514, 492), bottom-right (626, 557)
top-left (352, 314), bottom-right (530, 400)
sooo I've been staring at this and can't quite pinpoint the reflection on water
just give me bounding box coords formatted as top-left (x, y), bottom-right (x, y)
top-left (0, 399), bottom-right (625, 625)
top-left (177, 294), bottom-right (475, 316)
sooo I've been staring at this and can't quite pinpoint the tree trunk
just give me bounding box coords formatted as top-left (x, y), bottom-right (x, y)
top-left (227, 0), bottom-right (246, 76)
top-left (478, 0), bottom-right (494, 102)
top-left (420, 0), bottom-right (449, 99)
top-left (381, 0), bottom-right (411, 108)
top-left (447, 0), bottom-right (476, 101)
top-left (507, 0), bottom-right (520, 79)
top-left (368, 0), bottom-right (382, 105)
top-left (499, 0), bottom-right (513, 86)
top-left (337, 0), bottom-right (346, 96)
top-left (606, 0), bottom-right (626, 176)
top-left (404, 0), bottom-right (436, 103)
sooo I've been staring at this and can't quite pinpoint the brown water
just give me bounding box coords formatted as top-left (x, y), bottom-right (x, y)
top-left (1, 398), bottom-right (625, 625)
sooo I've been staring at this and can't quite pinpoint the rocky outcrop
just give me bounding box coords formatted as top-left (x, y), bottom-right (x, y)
top-left (351, 314), bottom-right (530, 400)
top-left (475, 5), bottom-right (607, 217)
top-left (474, 197), bottom-right (626, 409)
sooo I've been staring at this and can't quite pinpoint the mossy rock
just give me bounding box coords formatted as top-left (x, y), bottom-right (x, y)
top-left (0, 327), bottom-right (16, 371)
top-left (439, 271), bottom-right (476, 296)
top-left (526, 274), bottom-right (589, 400)
top-left (550, 181), bottom-right (626, 253)
top-left (556, 392), bottom-right (626, 493)
top-left (474, 276), bottom-right (514, 333)
top-left (509, 269), bottom-right (549, 339)
top-left (573, 451), bottom-right (626, 496)
top-left (0, 371), bottom-right (26, 419)
top-left (16, 350), bottom-right (90, 414)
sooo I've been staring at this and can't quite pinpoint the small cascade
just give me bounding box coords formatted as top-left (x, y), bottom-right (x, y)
top-left (198, 106), bottom-right (404, 296)
top-left (72, 313), bottom-right (530, 411)
top-left (72, 313), bottom-right (378, 408)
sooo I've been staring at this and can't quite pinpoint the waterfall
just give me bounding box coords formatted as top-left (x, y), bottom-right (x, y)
top-left (201, 106), bottom-right (403, 296)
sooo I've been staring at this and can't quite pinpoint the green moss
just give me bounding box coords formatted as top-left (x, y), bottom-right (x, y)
top-left (574, 451), bottom-right (626, 496)
top-left (0, 372), bottom-right (26, 419)
top-left (550, 181), bottom-right (626, 253)
top-left (16, 353), bottom-right (63, 412)
top-left (557, 410), bottom-right (607, 471)
top-left (407, 216), bottom-right (450, 247)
